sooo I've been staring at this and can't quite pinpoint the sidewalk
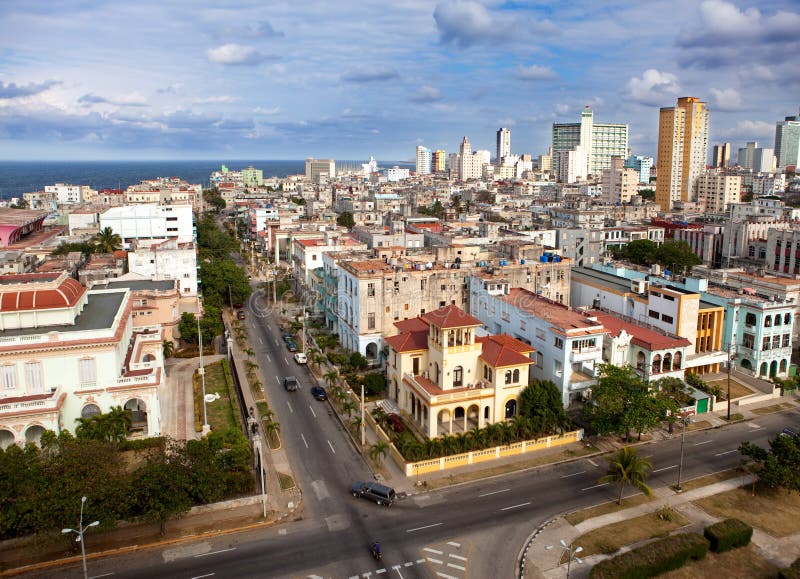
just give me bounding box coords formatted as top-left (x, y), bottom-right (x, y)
top-left (521, 474), bottom-right (800, 578)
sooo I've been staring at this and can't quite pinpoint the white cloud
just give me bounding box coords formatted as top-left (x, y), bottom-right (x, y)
top-left (253, 106), bottom-right (280, 115)
top-left (710, 88), bottom-right (744, 111)
top-left (410, 86), bottom-right (443, 103)
top-left (624, 69), bottom-right (681, 106)
top-left (720, 119), bottom-right (775, 139)
top-left (207, 44), bottom-right (266, 66)
top-left (341, 67), bottom-right (399, 83)
top-left (0, 80), bottom-right (61, 100)
top-left (433, 0), bottom-right (556, 47)
top-left (193, 95), bottom-right (238, 104)
top-left (516, 65), bottom-right (557, 81)
top-left (738, 65), bottom-right (774, 82)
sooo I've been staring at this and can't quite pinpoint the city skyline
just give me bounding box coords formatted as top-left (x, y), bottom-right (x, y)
top-left (0, 0), bottom-right (798, 161)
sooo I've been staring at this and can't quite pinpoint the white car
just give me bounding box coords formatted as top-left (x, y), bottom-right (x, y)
top-left (293, 352), bottom-right (307, 365)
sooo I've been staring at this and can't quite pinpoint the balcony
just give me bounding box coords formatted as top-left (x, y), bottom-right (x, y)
top-left (403, 372), bottom-right (494, 405)
top-left (568, 363), bottom-right (597, 390)
top-left (0, 387), bottom-right (63, 417)
top-left (570, 346), bottom-right (601, 363)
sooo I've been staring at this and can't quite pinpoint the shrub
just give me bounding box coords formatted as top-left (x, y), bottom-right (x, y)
top-left (778, 557), bottom-right (800, 579)
top-left (703, 518), bottom-right (753, 553)
top-left (363, 373), bottom-right (386, 396)
top-left (589, 533), bottom-right (709, 579)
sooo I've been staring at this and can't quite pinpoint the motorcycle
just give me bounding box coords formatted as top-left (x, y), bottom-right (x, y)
top-left (371, 543), bottom-right (382, 561)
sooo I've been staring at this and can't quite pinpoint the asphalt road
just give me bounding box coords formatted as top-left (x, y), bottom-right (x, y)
top-left (26, 288), bottom-right (800, 579)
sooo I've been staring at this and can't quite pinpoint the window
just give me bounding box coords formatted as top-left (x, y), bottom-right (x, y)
top-left (404, 303), bottom-right (409, 311)
top-left (554, 360), bottom-right (563, 376)
top-left (783, 334), bottom-right (791, 348)
top-left (25, 362), bottom-right (43, 393)
top-left (745, 313), bottom-right (756, 326)
top-left (742, 333), bottom-right (755, 349)
top-left (513, 369), bottom-right (520, 383)
top-left (765, 317), bottom-right (772, 328)
top-left (367, 313), bottom-right (375, 329)
top-left (78, 358), bottom-right (96, 386)
top-left (505, 370), bottom-right (512, 384)
top-left (554, 337), bottom-right (563, 349)
top-left (535, 352), bottom-right (543, 369)
top-left (785, 313), bottom-right (792, 325)
top-left (519, 320), bottom-right (526, 330)
top-left (649, 310), bottom-right (659, 319)
top-left (1, 365), bottom-right (17, 390)
top-left (661, 314), bottom-right (674, 324)
top-left (453, 366), bottom-right (463, 387)
top-left (762, 336), bottom-right (771, 351)
top-left (535, 328), bottom-right (545, 341)
top-left (412, 357), bottom-right (420, 375)
top-left (367, 283), bottom-right (375, 297)
top-left (772, 335), bottom-right (781, 349)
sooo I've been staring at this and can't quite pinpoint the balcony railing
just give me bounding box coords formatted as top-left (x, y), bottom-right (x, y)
top-left (570, 346), bottom-right (601, 363)
top-left (0, 387), bottom-right (61, 415)
top-left (404, 372), bottom-right (494, 404)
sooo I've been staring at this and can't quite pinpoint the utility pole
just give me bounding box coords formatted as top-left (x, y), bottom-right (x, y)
top-left (675, 410), bottom-right (694, 491)
top-left (361, 383), bottom-right (366, 447)
top-left (727, 344), bottom-right (735, 421)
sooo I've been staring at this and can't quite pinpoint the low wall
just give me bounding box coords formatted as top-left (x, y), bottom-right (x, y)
top-left (404, 429), bottom-right (584, 477)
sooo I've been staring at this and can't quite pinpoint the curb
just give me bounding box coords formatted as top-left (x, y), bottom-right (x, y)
top-left (517, 516), bottom-right (559, 579)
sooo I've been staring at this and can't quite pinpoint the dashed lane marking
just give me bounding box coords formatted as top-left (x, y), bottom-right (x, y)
top-left (416, 559), bottom-right (426, 564)
top-left (404, 562), bottom-right (414, 567)
top-left (478, 488), bottom-right (509, 497)
top-left (194, 548), bottom-right (236, 558)
top-left (694, 440), bottom-right (712, 446)
top-left (587, 459), bottom-right (599, 467)
top-left (328, 440), bottom-right (336, 454)
top-left (436, 572), bottom-right (459, 579)
top-left (560, 470), bottom-right (586, 478)
top-left (287, 401), bottom-right (294, 413)
top-left (500, 502), bottom-right (531, 511)
top-left (309, 406), bottom-right (317, 418)
top-left (191, 575), bottom-right (215, 579)
top-left (582, 482), bottom-right (610, 491)
top-left (715, 449), bottom-right (738, 456)
top-left (652, 465), bottom-right (678, 473)
top-left (300, 433), bottom-right (309, 448)
top-left (407, 523), bottom-right (443, 532)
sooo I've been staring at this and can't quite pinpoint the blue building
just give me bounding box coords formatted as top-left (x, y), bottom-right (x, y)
top-left (625, 155), bottom-right (654, 184)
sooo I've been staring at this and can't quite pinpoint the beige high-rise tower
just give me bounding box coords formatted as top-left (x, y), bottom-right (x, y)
top-left (656, 97), bottom-right (710, 210)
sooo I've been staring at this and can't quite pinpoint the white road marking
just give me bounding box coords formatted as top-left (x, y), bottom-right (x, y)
top-left (749, 423), bottom-right (762, 429)
top-left (500, 502), bottom-right (531, 511)
top-left (275, 375), bottom-right (280, 385)
top-left (274, 338), bottom-right (279, 346)
top-left (447, 563), bottom-right (466, 571)
top-left (259, 337), bottom-right (263, 345)
top-left (416, 559), bottom-right (426, 564)
top-left (309, 406), bottom-right (317, 418)
top-left (653, 465), bottom-right (678, 473)
top-left (90, 574), bottom-right (116, 579)
top-left (392, 566), bottom-right (404, 579)
top-left (404, 562), bottom-right (414, 567)
top-left (376, 570), bottom-right (387, 575)
top-left (191, 575), bottom-right (215, 579)
top-left (194, 548), bottom-right (236, 558)
top-left (266, 354), bottom-right (271, 362)
top-left (478, 488), bottom-right (510, 497)
top-left (406, 522), bottom-right (443, 532)
top-left (694, 440), bottom-right (712, 446)
top-left (287, 401), bottom-right (294, 413)
top-left (715, 449), bottom-right (738, 456)
top-left (582, 482), bottom-right (610, 491)
top-left (424, 548), bottom-right (443, 555)
top-left (561, 470), bottom-right (587, 478)
top-left (427, 557), bottom-right (443, 564)
top-left (436, 572), bottom-right (459, 579)
top-left (300, 433), bottom-right (308, 448)
top-left (328, 440), bottom-right (336, 454)
top-left (252, 322), bottom-right (256, 329)
top-left (447, 541), bottom-right (461, 548)
top-left (449, 554), bottom-right (467, 561)
top-left (587, 459), bottom-right (599, 467)
top-left (285, 356), bottom-right (289, 364)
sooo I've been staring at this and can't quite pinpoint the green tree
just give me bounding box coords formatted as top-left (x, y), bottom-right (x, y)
top-left (518, 380), bottom-right (571, 436)
top-left (178, 312), bottom-right (199, 344)
top-left (52, 241), bottom-right (96, 256)
top-left (656, 240), bottom-right (702, 276)
top-left (323, 369), bottom-right (339, 389)
top-left (92, 227), bottom-right (123, 254)
top-left (599, 446), bottom-right (654, 505)
top-left (369, 441), bottom-right (389, 465)
top-left (739, 434), bottom-right (800, 494)
top-left (162, 339), bottom-right (175, 359)
top-left (349, 351), bottom-right (368, 370)
top-left (131, 443), bottom-right (192, 535)
top-left (639, 188), bottom-right (656, 200)
top-left (621, 239), bottom-right (659, 266)
top-left (363, 373), bottom-right (386, 396)
top-left (336, 211), bottom-right (355, 230)
top-left (75, 406), bottom-right (132, 443)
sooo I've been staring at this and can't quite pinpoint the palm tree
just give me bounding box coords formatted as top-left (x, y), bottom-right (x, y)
top-left (244, 347), bottom-right (255, 358)
top-left (341, 400), bottom-right (356, 418)
top-left (162, 340), bottom-right (175, 359)
top-left (599, 446), bottom-right (654, 505)
top-left (93, 227), bottom-right (123, 254)
top-left (323, 369), bottom-right (339, 389)
top-left (369, 441), bottom-right (389, 465)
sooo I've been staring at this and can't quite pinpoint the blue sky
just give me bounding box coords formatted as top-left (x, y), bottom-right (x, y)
top-left (0, 0), bottom-right (798, 161)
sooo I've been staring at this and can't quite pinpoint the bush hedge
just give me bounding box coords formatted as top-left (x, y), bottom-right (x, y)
top-left (589, 533), bottom-right (709, 579)
top-left (703, 518), bottom-right (753, 553)
top-left (779, 557), bottom-right (800, 579)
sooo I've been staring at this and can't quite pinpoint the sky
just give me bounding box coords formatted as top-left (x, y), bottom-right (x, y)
top-left (0, 0), bottom-right (798, 161)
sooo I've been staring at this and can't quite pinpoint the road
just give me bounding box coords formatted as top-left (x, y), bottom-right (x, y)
top-left (26, 288), bottom-right (800, 578)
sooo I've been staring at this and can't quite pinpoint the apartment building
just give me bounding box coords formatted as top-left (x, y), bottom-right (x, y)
top-left (128, 238), bottom-right (198, 297)
top-left (469, 278), bottom-right (605, 407)
top-left (292, 232), bottom-right (367, 288)
top-left (0, 273), bottom-right (164, 448)
top-left (386, 305), bottom-right (534, 438)
top-left (696, 170), bottom-right (741, 214)
top-left (124, 177), bottom-right (201, 207)
top-left (601, 156), bottom-right (639, 204)
top-left (552, 107), bottom-right (628, 177)
top-left (100, 205), bottom-right (194, 247)
top-left (44, 183), bottom-right (95, 205)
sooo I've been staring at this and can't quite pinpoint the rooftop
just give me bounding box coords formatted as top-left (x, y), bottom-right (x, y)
top-left (105, 279), bottom-right (176, 292)
top-left (503, 288), bottom-right (606, 335)
top-left (590, 310), bottom-right (692, 351)
top-left (422, 304), bottom-right (482, 329)
top-left (477, 334), bottom-right (535, 367)
top-left (0, 290), bottom-right (125, 337)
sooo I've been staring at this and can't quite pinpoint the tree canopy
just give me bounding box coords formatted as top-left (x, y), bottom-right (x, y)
top-left (92, 227), bottom-right (123, 254)
top-left (739, 434), bottom-right (800, 494)
top-left (619, 239), bottom-right (701, 275)
top-left (336, 211), bottom-right (355, 230)
top-left (518, 379), bottom-right (571, 435)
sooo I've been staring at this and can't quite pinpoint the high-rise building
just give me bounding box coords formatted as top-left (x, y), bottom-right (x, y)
top-left (415, 146), bottom-right (432, 175)
top-left (774, 113), bottom-right (800, 169)
top-left (655, 97), bottom-right (710, 210)
top-left (602, 156), bottom-right (639, 204)
top-left (712, 142), bottom-right (731, 168)
top-left (305, 158), bottom-right (336, 184)
top-left (624, 155), bottom-right (654, 184)
top-left (432, 149), bottom-right (446, 173)
top-left (554, 145), bottom-right (588, 184)
top-left (696, 169), bottom-right (741, 214)
top-left (455, 136), bottom-right (484, 180)
top-left (737, 142), bottom-right (774, 174)
top-left (496, 128), bottom-right (511, 164)
top-left (552, 107), bottom-right (628, 179)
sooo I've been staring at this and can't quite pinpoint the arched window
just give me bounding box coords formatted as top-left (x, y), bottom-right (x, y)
top-left (433, 362), bottom-right (440, 385)
top-left (663, 353), bottom-right (673, 372)
top-left (785, 313), bottom-right (792, 325)
top-left (487, 368), bottom-right (493, 382)
top-left (453, 366), bottom-right (463, 387)
top-left (673, 351), bottom-right (682, 369)
top-left (765, 317), bottom-right (772, 328)
top-left (651, 354), bottom-right (662, 375)
top-left (81, 404), bottom-right (101, 418)
top-left (505, 370), bottom-right (512, 384)
top-left (512, 369), bottom-right (520, 383)
top-left (775, 314), bottom-right (782, 326)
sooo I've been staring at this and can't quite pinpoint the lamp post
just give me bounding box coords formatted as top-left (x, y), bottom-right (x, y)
top-left (675, 410), bottom-right (694, 492)
top-left (726, 344), bottom-right (736, 421)
top-left (198, 315), bottom-right (209, 435)
top-left (62, 496), bottom-right (99, 579)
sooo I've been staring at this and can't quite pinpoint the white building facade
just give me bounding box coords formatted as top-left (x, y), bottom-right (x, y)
top-left (100, 204), bottom-right (194, 247)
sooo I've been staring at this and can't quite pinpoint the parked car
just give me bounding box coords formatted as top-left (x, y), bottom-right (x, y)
top-left (310, 385), bottom-right (327, 401)
top-left (286, 340), bottom-right (298, 352)
top-left (350, 481), bottom-right (396, 506)
top-left (237, 310), bottom-right (246, 320)
top-left (283, 376), bottom-right (298, 392)
top-left (781, 426), bottom-right (798, 438)
top-left (282, 332), bottom-right (294, 343)
top-left (293, 352), bottom-right (307, 364)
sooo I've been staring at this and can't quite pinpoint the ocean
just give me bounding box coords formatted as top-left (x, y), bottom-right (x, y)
top-left (0, 160), bottom-right (415, 199)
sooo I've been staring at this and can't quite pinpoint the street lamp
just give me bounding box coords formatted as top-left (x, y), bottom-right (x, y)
top-left (198, 315), bottom-right (209, 435)
top-left (726, 344), bottom-right (736, 421)
top-left (61, 496), bottom-right (100, 579)
top-left (556, 539), bottom-right (583, 579)
top-left (675, 410), bottom-right (695, 492)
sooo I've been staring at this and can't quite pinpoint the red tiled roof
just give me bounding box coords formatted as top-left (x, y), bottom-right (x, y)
top-left (384, 330), bottom-right (428, 353)
top-left (394, 317), bottom-right (429, 333)
top-left (590, 311), bottom-right (692, 350)
top-left (0, 276), bottom-right (85, 312)
top-left (479, 335), bottom-right (535, 368)
top-left (421, 304), bottom-right (482, 329)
